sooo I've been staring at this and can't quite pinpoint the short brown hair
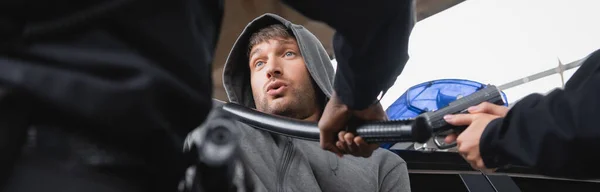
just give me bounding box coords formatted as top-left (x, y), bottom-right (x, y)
top-left (248, 24), bottom-right (295, 56)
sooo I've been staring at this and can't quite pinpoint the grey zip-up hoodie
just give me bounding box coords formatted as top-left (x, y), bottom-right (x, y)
top-left (221, 13), bottom-right (411, 192)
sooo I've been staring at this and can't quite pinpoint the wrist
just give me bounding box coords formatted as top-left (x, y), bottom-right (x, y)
top-left (480, 117), bottom-right (509, 168)
top-left (336, 93), bottom-right (381, 111)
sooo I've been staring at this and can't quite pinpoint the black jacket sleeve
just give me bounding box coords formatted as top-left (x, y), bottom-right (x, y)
top-left (0, 0), bottom-right (223, 139)
top-left (480, 48), bottom-right (600, 179)
top-left (281, 0), bottom-right (416, 110)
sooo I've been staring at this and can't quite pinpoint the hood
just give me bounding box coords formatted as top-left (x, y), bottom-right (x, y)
top-left (222, 13), bottom-right (335, 108)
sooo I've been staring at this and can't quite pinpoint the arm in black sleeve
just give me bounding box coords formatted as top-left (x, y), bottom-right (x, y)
top-left (479, 49), bottom-right (600, 179)
top-left (0, 0), bottom-right (222, 139)
top-left (281, 0), bottom-right (416, 110)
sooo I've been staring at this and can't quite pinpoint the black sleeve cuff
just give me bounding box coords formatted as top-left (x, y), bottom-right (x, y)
top-left (480, 117), bottom-right (509, 169)
top-left (335, 88), bottom-right (380, 111)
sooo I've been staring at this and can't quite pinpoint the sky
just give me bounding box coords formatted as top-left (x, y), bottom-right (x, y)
top-left (332, 0), bottom-right (600, 110)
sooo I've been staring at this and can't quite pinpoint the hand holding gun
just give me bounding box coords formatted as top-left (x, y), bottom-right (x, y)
top-left (413, 85), bottom-right (506, 149)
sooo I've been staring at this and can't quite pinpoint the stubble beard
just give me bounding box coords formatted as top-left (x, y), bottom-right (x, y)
top-left (257, 86), bottom-right (316, 120)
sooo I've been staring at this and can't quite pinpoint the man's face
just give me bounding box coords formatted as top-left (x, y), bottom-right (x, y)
top-left (248, 37), bottom-right (319, 119)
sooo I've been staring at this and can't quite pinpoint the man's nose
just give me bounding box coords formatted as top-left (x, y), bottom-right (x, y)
top-left (265, 60), bottom-right (282, 79)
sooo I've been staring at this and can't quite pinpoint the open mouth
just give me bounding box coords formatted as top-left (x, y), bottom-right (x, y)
top-left (266, 82), bottom-right (288, 96)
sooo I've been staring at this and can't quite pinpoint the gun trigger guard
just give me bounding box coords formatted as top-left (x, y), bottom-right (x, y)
top-left (433, 125), bottom-right (467, 149)
top-left (433, 136), bottom-right (457, 149)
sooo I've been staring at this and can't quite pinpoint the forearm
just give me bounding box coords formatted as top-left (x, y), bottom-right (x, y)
top-left (479, 49), bottom-right (600, 178)
top-left (0, 35), bottom-right (211, 137)
top-left (282, 0), bottom-right (416, 110)
top-left (480, 90), bottom-right (600, 179)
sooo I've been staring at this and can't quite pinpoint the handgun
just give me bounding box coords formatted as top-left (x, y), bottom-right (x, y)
top-left (414, 85), bottom-right (505, 149)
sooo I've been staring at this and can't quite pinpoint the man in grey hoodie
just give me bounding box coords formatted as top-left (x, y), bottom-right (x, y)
top-left (212, 13), bottom-right (411, 192)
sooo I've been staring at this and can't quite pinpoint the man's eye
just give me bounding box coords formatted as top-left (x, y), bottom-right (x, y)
top-left (255, 61), bottom-right (264, 67)
top-left (285, 52), bottom-right (295, 57)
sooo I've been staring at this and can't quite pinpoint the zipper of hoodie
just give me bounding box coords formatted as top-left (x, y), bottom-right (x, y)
top-left (276, 137), bottom-right (295, 192)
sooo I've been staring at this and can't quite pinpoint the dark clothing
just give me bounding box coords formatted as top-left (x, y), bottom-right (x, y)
top-left (1, 0), bottom-right (224, 191)
top-left (0, 0), bottom-right (415, 191)
top-left (481, 48), bottom-right (600, 179)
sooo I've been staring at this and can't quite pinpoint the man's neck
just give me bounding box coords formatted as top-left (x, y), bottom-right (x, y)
top-left (302, 110), bottom-right (321, 122)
